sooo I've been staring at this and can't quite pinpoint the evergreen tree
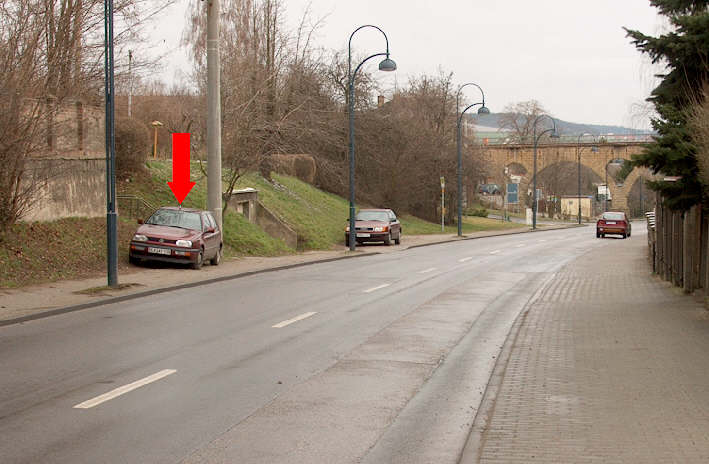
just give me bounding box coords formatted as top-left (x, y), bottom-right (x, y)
top-left (624, 1), bottom-right (709, 210)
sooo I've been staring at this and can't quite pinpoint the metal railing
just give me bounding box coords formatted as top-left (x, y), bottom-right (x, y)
top-left (117, 194), bottom-right (157, 220)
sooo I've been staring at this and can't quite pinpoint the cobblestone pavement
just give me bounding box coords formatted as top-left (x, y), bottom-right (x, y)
top-left (472, 232), bottom-right (709, 463)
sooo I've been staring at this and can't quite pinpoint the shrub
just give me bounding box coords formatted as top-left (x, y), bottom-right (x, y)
top-left (471, 208), bottom-right (488, 217)
top-left (115, 117), bottom-right (150, 179)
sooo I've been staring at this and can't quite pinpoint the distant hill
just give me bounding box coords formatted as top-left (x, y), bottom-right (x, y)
top-left (469, 113), bottom-right (653, 137)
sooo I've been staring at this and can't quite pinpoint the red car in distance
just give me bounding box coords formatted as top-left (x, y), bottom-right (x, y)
top-left (129, 207), bottom-right (222, 269)
top-left (596, 211), bottom-right (632, 239)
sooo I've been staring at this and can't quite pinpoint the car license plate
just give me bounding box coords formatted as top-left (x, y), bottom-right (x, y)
top-left (606, 221), bottom-right (616, 225)
top-left (356, 233), bottom-right (371, 238)
top-left (148, 247), bottom-right (171, 255)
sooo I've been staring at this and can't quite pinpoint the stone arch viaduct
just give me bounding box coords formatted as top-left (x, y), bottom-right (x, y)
top-left (479, 141), bottom-right (655, 212)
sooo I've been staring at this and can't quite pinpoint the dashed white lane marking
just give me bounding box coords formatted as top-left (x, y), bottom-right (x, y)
top-left (73, 369), bottom-right (177, 409)
top-left (419, 267), bottom-right (437, 274)
top-left (490, 250), bottom-right (501, 254)
top-left (364, 283), bottom-right (391, 293)
top-left (515, 243), bottom-right (526, 247)
top-left (458, 257), bottom-right (473, 263)
top-left (538, 239), bottom-right (547, 242)
top-left (272, 311), bottom-right (318, 328)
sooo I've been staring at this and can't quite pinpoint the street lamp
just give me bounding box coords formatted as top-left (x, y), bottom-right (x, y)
top-left (576, 133), bottom-right (598, 224)
top-left (104, 0), bottom-right (118, 287)
top-left (347, 25), bottom-right (396, 251)
top-left (151, 120), bottom-right (163, 159)
top-left (531, 114), bottom-right (560, 230)
top-left (456, 83), bottom-right (489, 236)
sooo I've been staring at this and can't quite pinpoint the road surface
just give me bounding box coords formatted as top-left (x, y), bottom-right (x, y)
top-left (0, 225), bottom-right (613, 463)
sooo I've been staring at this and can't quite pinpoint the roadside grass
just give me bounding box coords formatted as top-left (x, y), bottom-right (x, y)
top-left (0, 217), bottom-right (136, 288)
top-left (233, 173), bottom-right (350, 250)
top-left (0, 161), bottom-right (529, 288)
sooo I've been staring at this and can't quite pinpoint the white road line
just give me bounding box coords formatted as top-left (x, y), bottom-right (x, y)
top-left (419, 267), bottom-right (437, 274)
top-left (272, 311), bottom-right (318, 328)
top-left (515, 243), bottom-right (526, 248)
top-left (538, 239), bottom-right (547, 242)
top-left (490, 250), bottom-right (501, 254)
top-left (458, 257), bottom-right (473, 263)
top-left (73, 369), bottom-right (177, 409)
top-left (364, 283), bottom-right (391, 293)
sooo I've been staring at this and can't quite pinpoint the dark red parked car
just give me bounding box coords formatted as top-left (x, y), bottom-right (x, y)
top-left (596, 211), bottom-right (632, 239)
top-left (129, 207), bottom-right (222, 269)
top-left (345, 208), bottom-right (402, 246)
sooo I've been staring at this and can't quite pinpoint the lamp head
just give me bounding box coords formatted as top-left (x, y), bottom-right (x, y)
top-left (550, 130), bottom-right (560, 139)
top-left (378, 57), bottom-right (397, 72)
top-left (477, 106), bottom-right (491, 115)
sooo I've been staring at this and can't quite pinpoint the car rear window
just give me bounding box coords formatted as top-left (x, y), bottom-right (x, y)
top-left (356, 211), bottom-right (390, 222)
top-left (602, 212), bottom-right (624, 221)
top-left (146, 209), bottom-right (202, 231)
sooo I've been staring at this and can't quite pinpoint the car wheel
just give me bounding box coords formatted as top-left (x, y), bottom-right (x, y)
top-left (210, 246), bottom-right (222, 265)
top-left (384, 232), bottom-right (392, 246)
top-left (596, 231), bottom-right (600, 238)
top-left (129, 255), bottom-right (141, 266)
top-left (622, 233), bottom-right (627, 239)
top-left (394, 231), bottom-right (401, 245)
top-left (191, 249), bottom-right (204, 270)
top-left (601, 233), bottom-right (605, 238)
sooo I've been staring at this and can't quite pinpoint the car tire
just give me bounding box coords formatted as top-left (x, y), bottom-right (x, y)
top-left (129, 255), bottom-right (141, 266)
top-left (622, 233), bottom-right (627, 239)
top-left (210, 246), bottom-right (222, 266)
top-left (384, 232), bottom-right (392, 246)
top-left (191, 249), bottom-right (204, 270)
top-left (601, 233), bottom-right (605, 238)
top-left (394, 232), bottom-right (401, 245)
top-left (596, 231), bottom-right (600, 238)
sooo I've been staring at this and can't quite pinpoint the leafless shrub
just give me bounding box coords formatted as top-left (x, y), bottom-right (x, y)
top-left (690, 85), bottom-right (709, 191)
top-left (115, 117), bottom-right (150, 179)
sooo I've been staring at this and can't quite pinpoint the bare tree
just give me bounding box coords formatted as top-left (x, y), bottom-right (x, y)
top-left (498, 100), bottom-right (549, 143)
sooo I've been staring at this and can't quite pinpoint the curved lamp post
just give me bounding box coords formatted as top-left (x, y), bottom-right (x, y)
top-left (531, 114), bottom-right (560, 230)
top-left (347, 25), bottom-right (397, 251)
top-left (456, 83), bottom-right (490, 236)
top-left (576, 133), bottom-right (598, 224)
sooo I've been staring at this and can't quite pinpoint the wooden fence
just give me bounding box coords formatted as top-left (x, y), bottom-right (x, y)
top-left (649, 192), bottom-right (707, 293)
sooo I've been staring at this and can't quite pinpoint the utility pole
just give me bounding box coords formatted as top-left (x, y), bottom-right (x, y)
top-left (128, 50), bottom-right (132, 118)
top-left (207, 0), bottom-right (223, 229)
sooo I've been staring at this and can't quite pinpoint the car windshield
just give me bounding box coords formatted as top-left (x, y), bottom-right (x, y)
top-left (602, 212), bottom-right (624, 221)
top-left (146, 209), bottom-right (202, 231)
top-left (356, 211), bottom-right (390, 222)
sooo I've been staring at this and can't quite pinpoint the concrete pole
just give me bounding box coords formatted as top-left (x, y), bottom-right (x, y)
top-left (207, 0), bottom-right (223, 230)
top-left (128, 50), bottom-right (132, 118)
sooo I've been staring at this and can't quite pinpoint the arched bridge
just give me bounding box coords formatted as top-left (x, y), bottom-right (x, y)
top-left (480, 141), bottom-right (656, 213)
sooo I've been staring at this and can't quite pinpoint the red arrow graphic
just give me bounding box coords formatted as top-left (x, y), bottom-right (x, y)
top-left (167, 133), bottom-right (196, 204)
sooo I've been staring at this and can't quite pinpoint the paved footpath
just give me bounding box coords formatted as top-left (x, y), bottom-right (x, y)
top-left (463, 230), bottom-right (709, 463)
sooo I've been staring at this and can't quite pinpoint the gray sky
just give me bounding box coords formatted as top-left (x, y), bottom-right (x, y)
top-left (151, 0), bottom-right (663, 130)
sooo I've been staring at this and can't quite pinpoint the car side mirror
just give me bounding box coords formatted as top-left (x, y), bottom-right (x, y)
top-left (137, 219), bottom-right (144, 224)
top-left (206, 227), bottom-right (215, 234)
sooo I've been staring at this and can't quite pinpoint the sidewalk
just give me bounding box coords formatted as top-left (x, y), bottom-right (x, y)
top-left (0, 226), bottom-right (571, 325)
top-left (464, 232), bottom-right (709, 463)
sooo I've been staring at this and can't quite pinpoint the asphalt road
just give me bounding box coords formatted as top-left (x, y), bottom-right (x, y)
top-left (0, 225), bottom-right (614, 463)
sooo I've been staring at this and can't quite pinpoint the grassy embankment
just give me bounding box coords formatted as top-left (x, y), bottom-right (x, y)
top-left (0, 161), bottom-right (523, 287)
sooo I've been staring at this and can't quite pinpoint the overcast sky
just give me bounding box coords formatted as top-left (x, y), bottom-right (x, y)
top-left (149, 0), bottom-right (664, 130)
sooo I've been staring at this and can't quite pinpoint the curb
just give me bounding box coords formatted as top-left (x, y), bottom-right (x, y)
top-left (405, 223), bottom-right (586, 250)
top-left (1, 223), bottom-right (585, 328)
top-left (0, 252), bottom-right (378, 328)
